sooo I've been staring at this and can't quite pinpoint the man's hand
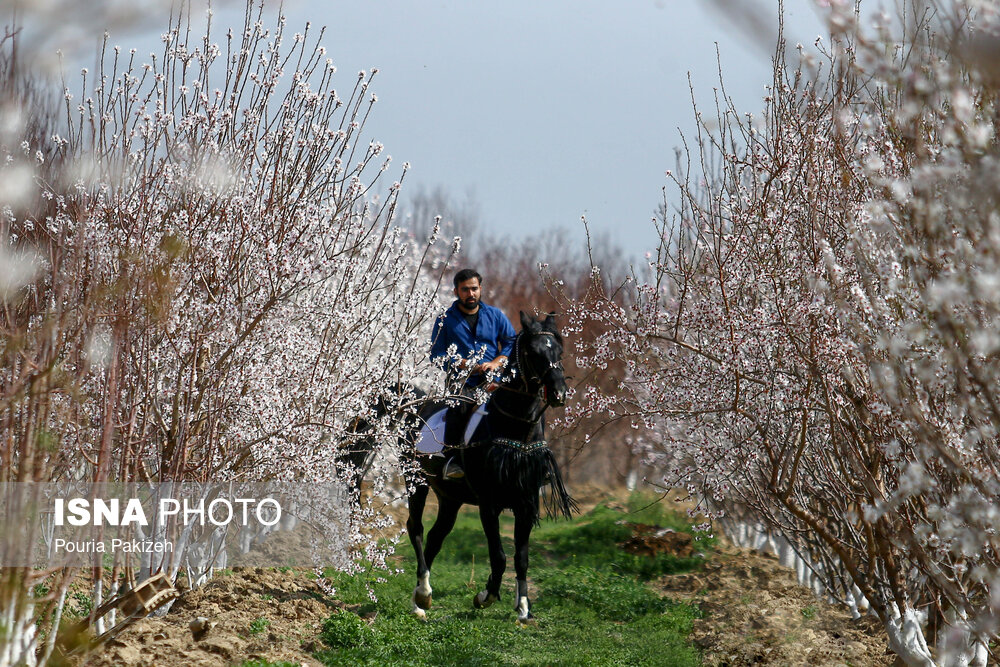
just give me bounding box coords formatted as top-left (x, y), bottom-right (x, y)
top-left (479, 356), bottom-right (508, 374)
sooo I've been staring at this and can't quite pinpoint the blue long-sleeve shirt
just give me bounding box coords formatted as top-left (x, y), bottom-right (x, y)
top-left (430, 301), bottom-right (516, 386)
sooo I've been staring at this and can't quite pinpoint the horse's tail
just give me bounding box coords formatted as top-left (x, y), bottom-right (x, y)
top-left (338, 421), bottom-right (378, 500)
top-left (340, 382), bottom-right (427, 500)
top-left (486, 439), bottom-right (577, 524)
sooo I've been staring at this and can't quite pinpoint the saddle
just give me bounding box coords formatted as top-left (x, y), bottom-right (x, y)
top-left (414, 405), bottom-right (487, 455)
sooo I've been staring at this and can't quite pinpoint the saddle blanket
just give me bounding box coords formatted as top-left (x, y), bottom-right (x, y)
top-left (414, 406), bottom-right (487, 454)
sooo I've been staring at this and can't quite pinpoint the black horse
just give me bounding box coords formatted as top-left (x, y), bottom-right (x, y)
top-left (407, 311), bottom-right (575, 624)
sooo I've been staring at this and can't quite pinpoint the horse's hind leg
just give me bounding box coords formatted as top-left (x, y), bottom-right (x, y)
top-left (513, 513), bottom-right (534, 624)
top-left (407, 484), bottom-right (432, 618)
top-left (473, 504), bottom-right (505, 610)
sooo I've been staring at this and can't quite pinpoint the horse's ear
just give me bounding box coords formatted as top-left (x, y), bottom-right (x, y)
top-left (544, 312), bottom-right (556, 328)
top-left (520, 310), bottom-right (535, 331)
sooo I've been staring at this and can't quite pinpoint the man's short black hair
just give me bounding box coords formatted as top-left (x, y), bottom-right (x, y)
top-left (454, 268), bottom-right (483, 288)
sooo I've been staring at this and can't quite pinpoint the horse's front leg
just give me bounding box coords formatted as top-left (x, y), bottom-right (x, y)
top-left (473, 504), bottom-right (505, 609)
top-left (513, 511), bottom-right (534, 625)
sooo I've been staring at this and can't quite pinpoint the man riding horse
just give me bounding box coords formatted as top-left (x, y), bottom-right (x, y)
top-left (429, 268), bottom-right (517, 479)
top-left (412, 300), bottom-right (574, 623)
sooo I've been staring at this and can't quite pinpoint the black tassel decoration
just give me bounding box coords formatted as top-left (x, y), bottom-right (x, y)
top-left (485, 439), bottom-right (577, 524)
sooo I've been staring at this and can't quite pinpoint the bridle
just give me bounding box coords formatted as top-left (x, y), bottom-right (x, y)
top-left (516, 331), bottom-right (564, 392)
top-left (489, 330), bottom-right (564, 427)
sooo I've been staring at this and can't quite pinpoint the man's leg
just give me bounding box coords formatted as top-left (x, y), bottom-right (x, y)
top-left (443, 404), bottom-right (468, 448)
top-left (442, 389), bottom-right (475, 479)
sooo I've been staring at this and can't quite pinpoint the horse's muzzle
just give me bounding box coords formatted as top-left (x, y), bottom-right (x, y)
top-left (550, 389), bottom-right (567, 407)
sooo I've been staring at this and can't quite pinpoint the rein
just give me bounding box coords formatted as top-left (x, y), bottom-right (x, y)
top-left (489, 331), bottom-right (559, 429)
top-left (489, 392), bottom-right (546, 427)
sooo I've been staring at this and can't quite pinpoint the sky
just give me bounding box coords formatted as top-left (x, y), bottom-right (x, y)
top-left (258, 0), bottom-right (827, 262)
top-left (35, 0), bottom-right (829, 262)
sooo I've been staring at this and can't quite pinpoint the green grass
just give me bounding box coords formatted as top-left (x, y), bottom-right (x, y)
top-left (314, 496), bottom-right (709, 666)
top-left (248, 616), bottom-right (271, 635)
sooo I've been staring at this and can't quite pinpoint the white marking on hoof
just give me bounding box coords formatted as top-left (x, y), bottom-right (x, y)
top-left (413, 572), bottom-right (432, 610)
top-left (411, 603), bottom-right (427, 620)
top-left (473, 590), bottom-right (497, 609)
top-left (516, 595), bottom-right (533, 624)
top-left (417, 572), bottom-right (432, 595)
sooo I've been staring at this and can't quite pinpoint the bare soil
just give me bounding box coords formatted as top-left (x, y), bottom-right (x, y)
top-left (659, 542), bottom-right (893, 666)
top-left (78, 567), bottom-right (341, 667)
top-left (621, 522), bottom-right (695, 558)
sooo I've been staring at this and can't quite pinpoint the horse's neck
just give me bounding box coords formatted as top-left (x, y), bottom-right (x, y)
top-left (485, 384), bottom-right (546, 442)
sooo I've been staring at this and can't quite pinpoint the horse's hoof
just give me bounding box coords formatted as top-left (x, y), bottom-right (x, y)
top-left (516, 615), bottom-right (536, 627)
top-left (412, 606), bottom-right (427, 621)
top-left (413, 591), bottom-right (432, 610)
top-left (473, 591), bottom-right (497, 609)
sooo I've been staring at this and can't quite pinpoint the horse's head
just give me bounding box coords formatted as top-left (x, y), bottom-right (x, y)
top-left (517, 311), bottom-right (568, 407)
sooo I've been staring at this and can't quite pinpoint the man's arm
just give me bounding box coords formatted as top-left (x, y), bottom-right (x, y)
top-left (497, 312), bottom-right (517, 358)
top-left (479, 310), bottom-right (516, 374)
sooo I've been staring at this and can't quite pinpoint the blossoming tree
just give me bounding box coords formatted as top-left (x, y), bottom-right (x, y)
top-left (559, 2), bottom-right (1000, 664)
top-left (0, 4), bottom-right (452, 664)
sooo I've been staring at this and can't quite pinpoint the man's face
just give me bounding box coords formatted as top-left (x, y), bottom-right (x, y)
top-left (455, 277), bottom-right (481, 312)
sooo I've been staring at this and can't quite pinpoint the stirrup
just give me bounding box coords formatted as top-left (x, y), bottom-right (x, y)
top-left (442, 458), bottom-right (465, 480)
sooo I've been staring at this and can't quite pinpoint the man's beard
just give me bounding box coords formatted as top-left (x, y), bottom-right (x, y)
top-left (463, 297), bottom-right (478, 309)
